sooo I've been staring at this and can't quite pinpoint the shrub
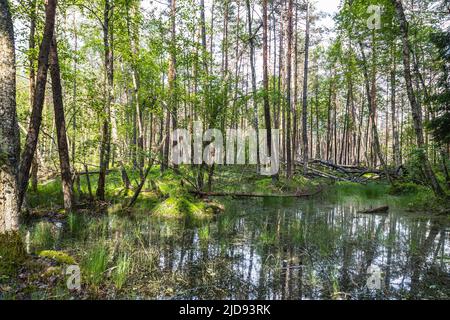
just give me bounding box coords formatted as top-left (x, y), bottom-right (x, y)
top-left (389, 182), bottom-right (420, 195)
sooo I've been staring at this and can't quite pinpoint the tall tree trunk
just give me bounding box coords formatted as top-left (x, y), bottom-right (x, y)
top-left (392, 0), bottom-right (444, 196)
top-left (246, 0), bottom-right (261, 172)
top-left (326, 79), bottom-right (333, 161)
top-left (293, 4), bottom-right (299, 162)
top-left (169, 0), bottom-right (177, 165)
top-left (285, 0), bottom-right (294, 178)
top-left (29, 0), bottom-right (39, 193)
top-left (262, 0), bottom-right (275, 179)
top-left (97, 0), bottom-right (114, 201)
top-left (359, 39), bottom-right (392, 183)
top-left (315, 73), bottom-right (321, 159)
top-left (49, 37), bottom-right (73, 213)
top-left (126, 0), bottom-right (144, 173)
top-left (195, 0), bottom-right (208, 188)
top-left (71, 14), bottom-right (77, 170)
top-left (18, 0), bottom-right (57, 209)
top-left (391, 43), bottom-right (401, 167)
top-left (301, 2), bottom-right (310, 173)
top-left (0, 0), bottom-right (20, 233)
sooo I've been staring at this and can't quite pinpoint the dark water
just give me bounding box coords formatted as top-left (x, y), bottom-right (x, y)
top-left (25, 194), bottom-right (450, 300)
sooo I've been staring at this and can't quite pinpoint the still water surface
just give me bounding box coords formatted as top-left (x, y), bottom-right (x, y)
top-left (26, 194), bottom-right (450, 300)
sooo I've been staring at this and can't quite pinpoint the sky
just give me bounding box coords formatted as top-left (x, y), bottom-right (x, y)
top-left (316, 0), bottom-right (341, 16)
top-left (315, 0), bottom-right (341, 29)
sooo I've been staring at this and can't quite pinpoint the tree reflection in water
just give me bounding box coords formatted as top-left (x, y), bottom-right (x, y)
top-left (26, 197), bottom-right (450, 299)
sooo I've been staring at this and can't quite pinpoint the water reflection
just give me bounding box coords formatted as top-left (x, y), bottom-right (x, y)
top-left (26, 197), bottom-right (450, 300)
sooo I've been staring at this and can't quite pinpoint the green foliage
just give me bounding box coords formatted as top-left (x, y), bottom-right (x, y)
top-left (31, 222), bottom-right (56, 250)
top-left (82, 244), bottom-right (110, 286)
top-left (112, 253), bottom-right (132, 290)
top-left (258, 230), bottom-right (277, 247)
top-left (331, 182), bottom-right (387, 199)
top-left (67, 212), bottom-right (87, 239)
top-left (388, 182), bottom-right (420, 196)
top-left (427, 30), bottom-right (450, 144)
top-left (198, 225), bottom-right (210, 243)
top-left (404, 148), bottom-right (429, 183)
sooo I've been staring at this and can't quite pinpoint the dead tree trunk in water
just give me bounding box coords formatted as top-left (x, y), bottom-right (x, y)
top-left (392, 0), bottom-right (444, 196)
top-left (50, 37), bottom-right (74, 213)
top-left (0, 0), bottom-right (20, 232)
top-left (18, 0), bottom-right (57, 209)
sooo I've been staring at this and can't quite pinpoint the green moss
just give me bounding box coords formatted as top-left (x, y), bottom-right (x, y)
top-left (38, 250), bottom-right (76, 265)
top-left (153, 195), bottom-right (213, 221)
top-left (0, 232), bottom-right (26, 277)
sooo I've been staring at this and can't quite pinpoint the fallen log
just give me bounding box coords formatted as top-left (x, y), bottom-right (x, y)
top-left (299, 159), bottom-right (400, 178)
top-left (306, 167), bottom-right (350, 181)
top-left (358, 206), bottom-right (389, 214)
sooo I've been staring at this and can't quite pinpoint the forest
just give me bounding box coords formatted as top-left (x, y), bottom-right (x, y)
top-left (0, 0), bottom-right (449, 300)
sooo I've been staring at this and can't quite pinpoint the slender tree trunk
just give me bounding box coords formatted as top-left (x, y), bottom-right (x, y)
top-left (359, 39), bottom-right (392, 183)
top-left (293, 4), bottom-right (298, 162)
top-left (18, 0), bottom-right (57, 209)
top-left (391, 43), bottom-right (401, 167)
top-left (0, 0), bottom-right (20, 232)
top-left (221, 0), bottom-right (229, 131)
top-left (246, 0), bottom-right (261, 172)
top-left (315, 73), bottom-right (321, 159)
top-left (29, 0), bottom-right (39, 192)
top-left (357, 90), bottom-right (364, 165)
top-left (392, 0), bottom-right (444, 196)
top-left (126, 0), bottom-right (144, 173)
top-left (326, 79), bottom-right (332, 161)
top-left (262, 0), bottom-right (274, 173)
top-left (285, 0), bottom-right (293, 178)
top-left (71, 15), bottom-right (77, 170)
top-left (196, 0), bottom-right (208, 188)
top-left (97, 0), bottom-right (114, 201)
top-left (169, 0), bottom-right (177, 165)
top-left (49, 37), bottom-right (73, 213)
top-left (301, 2), bottom-right (310, 174)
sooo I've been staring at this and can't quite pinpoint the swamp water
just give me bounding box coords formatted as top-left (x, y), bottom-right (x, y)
top-left (22, 191), bottom-right (450, 300)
